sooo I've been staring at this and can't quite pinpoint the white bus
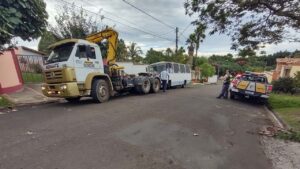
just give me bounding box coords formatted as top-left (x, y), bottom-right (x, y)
top-left (147, 61), bottom-right (192, 88)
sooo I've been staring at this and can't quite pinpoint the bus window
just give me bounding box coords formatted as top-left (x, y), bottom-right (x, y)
top-left (157, 64), bottom-right (166, 73)
top-left (180, 64), bottom-right (185, 73)
top-left (167, 63), bottom-right (173, 73)
top-left (185, 65), bottom-right (191, 73)
top-left (174, 63), bottom-right (179, 73)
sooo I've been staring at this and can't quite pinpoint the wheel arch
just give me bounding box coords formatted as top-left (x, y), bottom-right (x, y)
top-left (85, 73), bottom-right (114, 95)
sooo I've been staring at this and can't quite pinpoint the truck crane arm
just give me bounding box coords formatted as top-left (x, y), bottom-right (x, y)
top-left (86, 28), bottom-right (122, 70)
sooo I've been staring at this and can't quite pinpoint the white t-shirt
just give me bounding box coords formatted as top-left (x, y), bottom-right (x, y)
top-left (160, 70), bottom-right (169, 80)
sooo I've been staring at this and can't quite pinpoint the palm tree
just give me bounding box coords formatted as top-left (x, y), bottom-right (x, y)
top-left (186, 33), bottom-right (196, 56)
top-left (193, 25), bottom-right (206, 58)
top-left (186, 33), bottom-right (196, 66)
top-left (127, 42), bottom-right (143, 63)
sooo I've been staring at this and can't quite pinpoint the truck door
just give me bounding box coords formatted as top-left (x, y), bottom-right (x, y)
top-left (74, 44), bottom-right (102, 82)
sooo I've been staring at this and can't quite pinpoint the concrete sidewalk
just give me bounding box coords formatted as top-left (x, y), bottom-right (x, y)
top-left (3, 84), bottom-right (60, 106)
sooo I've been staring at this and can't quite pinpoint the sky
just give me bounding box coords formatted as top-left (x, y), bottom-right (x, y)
top-left (17, 0), bottom-right (299, 56)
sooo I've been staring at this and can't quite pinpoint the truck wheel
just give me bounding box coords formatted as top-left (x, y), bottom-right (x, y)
top-left (151, 78), bottom-right (160, 93)
top-left (91, 79), bottom-right (110, 103)
top-left (138, 78), bottom-right (151, 94)
top-left (65, 97), bottom-right (81, 103)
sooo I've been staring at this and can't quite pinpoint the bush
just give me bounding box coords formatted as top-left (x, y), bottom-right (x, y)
top-left (294, 71), bottom-right (300, 87)
top-left (272, 77), bottom-right (296, 94)
top-left (276, 130), bottom-right (300, 143)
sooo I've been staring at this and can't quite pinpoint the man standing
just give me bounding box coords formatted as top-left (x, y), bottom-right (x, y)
top-left (217, 70), bottom-right (231, 99)
top-left (160, 68), bottom-right (169, 92)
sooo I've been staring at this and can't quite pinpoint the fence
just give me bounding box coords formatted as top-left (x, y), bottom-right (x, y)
top-left (17, 55), bottom-right (45, 83)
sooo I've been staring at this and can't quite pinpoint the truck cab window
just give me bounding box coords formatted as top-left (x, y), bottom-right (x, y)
top-left (90, 47), bottom-right (96, 59)
top-left (76, 45), bottom-right (86, 58)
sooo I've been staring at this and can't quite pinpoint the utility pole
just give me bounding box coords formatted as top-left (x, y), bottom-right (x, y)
top-left (175, 27), bottom-right (178, 53)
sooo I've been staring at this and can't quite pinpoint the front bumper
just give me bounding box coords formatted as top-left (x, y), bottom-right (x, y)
top-left (42, 82), bottom-right (80, 98)
top-left (231, 88), bottom-right (269, 99)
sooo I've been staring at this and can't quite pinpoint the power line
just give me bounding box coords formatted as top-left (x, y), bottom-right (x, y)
top-left (56, 0), bottom-right (174, 42)
top-left (179, 23), bottom-right (192, 37)
top-left (122, 0), bottom-right (175, 30)
top-left (76, 0), bottom-right (177, 39)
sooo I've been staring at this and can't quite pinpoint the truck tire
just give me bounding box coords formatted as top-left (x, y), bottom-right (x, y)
top-left (65, 97), bottom-right (81, 103)
top-left (91, 79), bottom-right (110, 103)
top-left (151, 78), bottom-right (160, 93)
top-left (138, 78), bottom-right (151, 94)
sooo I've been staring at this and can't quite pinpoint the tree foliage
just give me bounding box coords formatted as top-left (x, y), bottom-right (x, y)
top-left (144, 47), bottom-right (188, 64)
top-left (116, 39), bottom-right (128, 62)
top-left (200, 63), bottom-right (216, 79)
top-left (49, 3), bottom-right (101, 39)
top-left (127, 42), bottom-right (143, 63)
top-left (184, 0), bottom-right (300, 50)
top-left (0, 0), bottom-right (48, 50)
top-left (38, 31), bottom-right (58, 54)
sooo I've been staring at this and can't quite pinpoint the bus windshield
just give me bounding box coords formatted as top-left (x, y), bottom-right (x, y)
top-left (148, 64), bottom-right (166, 73)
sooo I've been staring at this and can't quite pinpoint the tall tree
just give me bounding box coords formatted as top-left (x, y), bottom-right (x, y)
top-left (49, 3), bottom-right (102, 39)
top-left (127, 42), bottom-right (143, 63)
top-left (186, 33), bottom-right (196, 55)
top-left (185, 0), bottom-right (300, 50)
top-left (0, 0), bottom-right (48, 50)
top-left (192, 24), bottom-right (206, 58)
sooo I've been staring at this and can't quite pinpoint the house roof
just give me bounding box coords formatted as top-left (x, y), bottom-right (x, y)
top-left (277, 58), bottom-right (300, 65)
top-left (19, 46), bottom-right (46, 56)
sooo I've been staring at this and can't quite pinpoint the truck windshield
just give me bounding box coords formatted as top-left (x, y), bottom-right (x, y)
top-left (46, 42), bottom-right (75, 64)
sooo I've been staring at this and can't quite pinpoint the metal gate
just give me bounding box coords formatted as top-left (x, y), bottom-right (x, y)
top-left (17, 55), bottom-right (45, 83)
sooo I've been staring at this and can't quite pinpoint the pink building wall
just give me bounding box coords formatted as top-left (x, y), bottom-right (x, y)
top-left (0, 49), bottom-right (23, 94)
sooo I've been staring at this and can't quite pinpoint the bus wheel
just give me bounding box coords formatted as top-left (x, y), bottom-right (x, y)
top-left (92, 79), bottom-right (110, 103)
top-left (138, 78), bottom-right (151, 94)
top-left (151, 78), bottom-right (160, 93)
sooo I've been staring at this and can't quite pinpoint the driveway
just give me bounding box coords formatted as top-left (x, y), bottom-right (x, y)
top-left (0, 85), bottom-right (272, 169)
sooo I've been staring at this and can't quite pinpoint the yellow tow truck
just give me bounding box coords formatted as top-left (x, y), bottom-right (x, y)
top-left (42, 28), bottom-right (161, 102)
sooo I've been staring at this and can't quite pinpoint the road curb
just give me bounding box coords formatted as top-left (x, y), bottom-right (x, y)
top-left (264, 105), bottom-right (288, 129)
top-left (0, 98), bottom-right (62, 112)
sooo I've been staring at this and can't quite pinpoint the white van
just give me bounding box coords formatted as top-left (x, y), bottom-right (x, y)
top-left (147, 61), bottom-right (192, 88)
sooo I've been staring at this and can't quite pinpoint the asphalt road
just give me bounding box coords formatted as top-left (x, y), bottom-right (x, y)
top-left (0, 85), bottom-right (273, 169)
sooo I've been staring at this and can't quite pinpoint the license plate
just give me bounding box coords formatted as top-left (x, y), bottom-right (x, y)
top-left (245, 91), bottom-right (254, 95)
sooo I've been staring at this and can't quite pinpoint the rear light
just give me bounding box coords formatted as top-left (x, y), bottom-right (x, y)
top-left (232, 79), bottom-right (239, 88)
top-left (267, 85), bottom-right (273, 93)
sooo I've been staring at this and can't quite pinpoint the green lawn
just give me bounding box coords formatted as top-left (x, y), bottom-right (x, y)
top-left (276, 108), bottom-right (300, 132)
top-left (269, 94), bottom-right (300, 132)
top-left (22, 72), bottom-right (44, 83)
top-left (0, 96), bottom-right (12, 108)
top-left (269, 93), bottom-right (300, 109)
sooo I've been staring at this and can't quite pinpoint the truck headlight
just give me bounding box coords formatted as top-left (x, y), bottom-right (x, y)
top-left (60, 85), bottom-right (67, 90)
top-left (41, 86), bottom-right (46, 90)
